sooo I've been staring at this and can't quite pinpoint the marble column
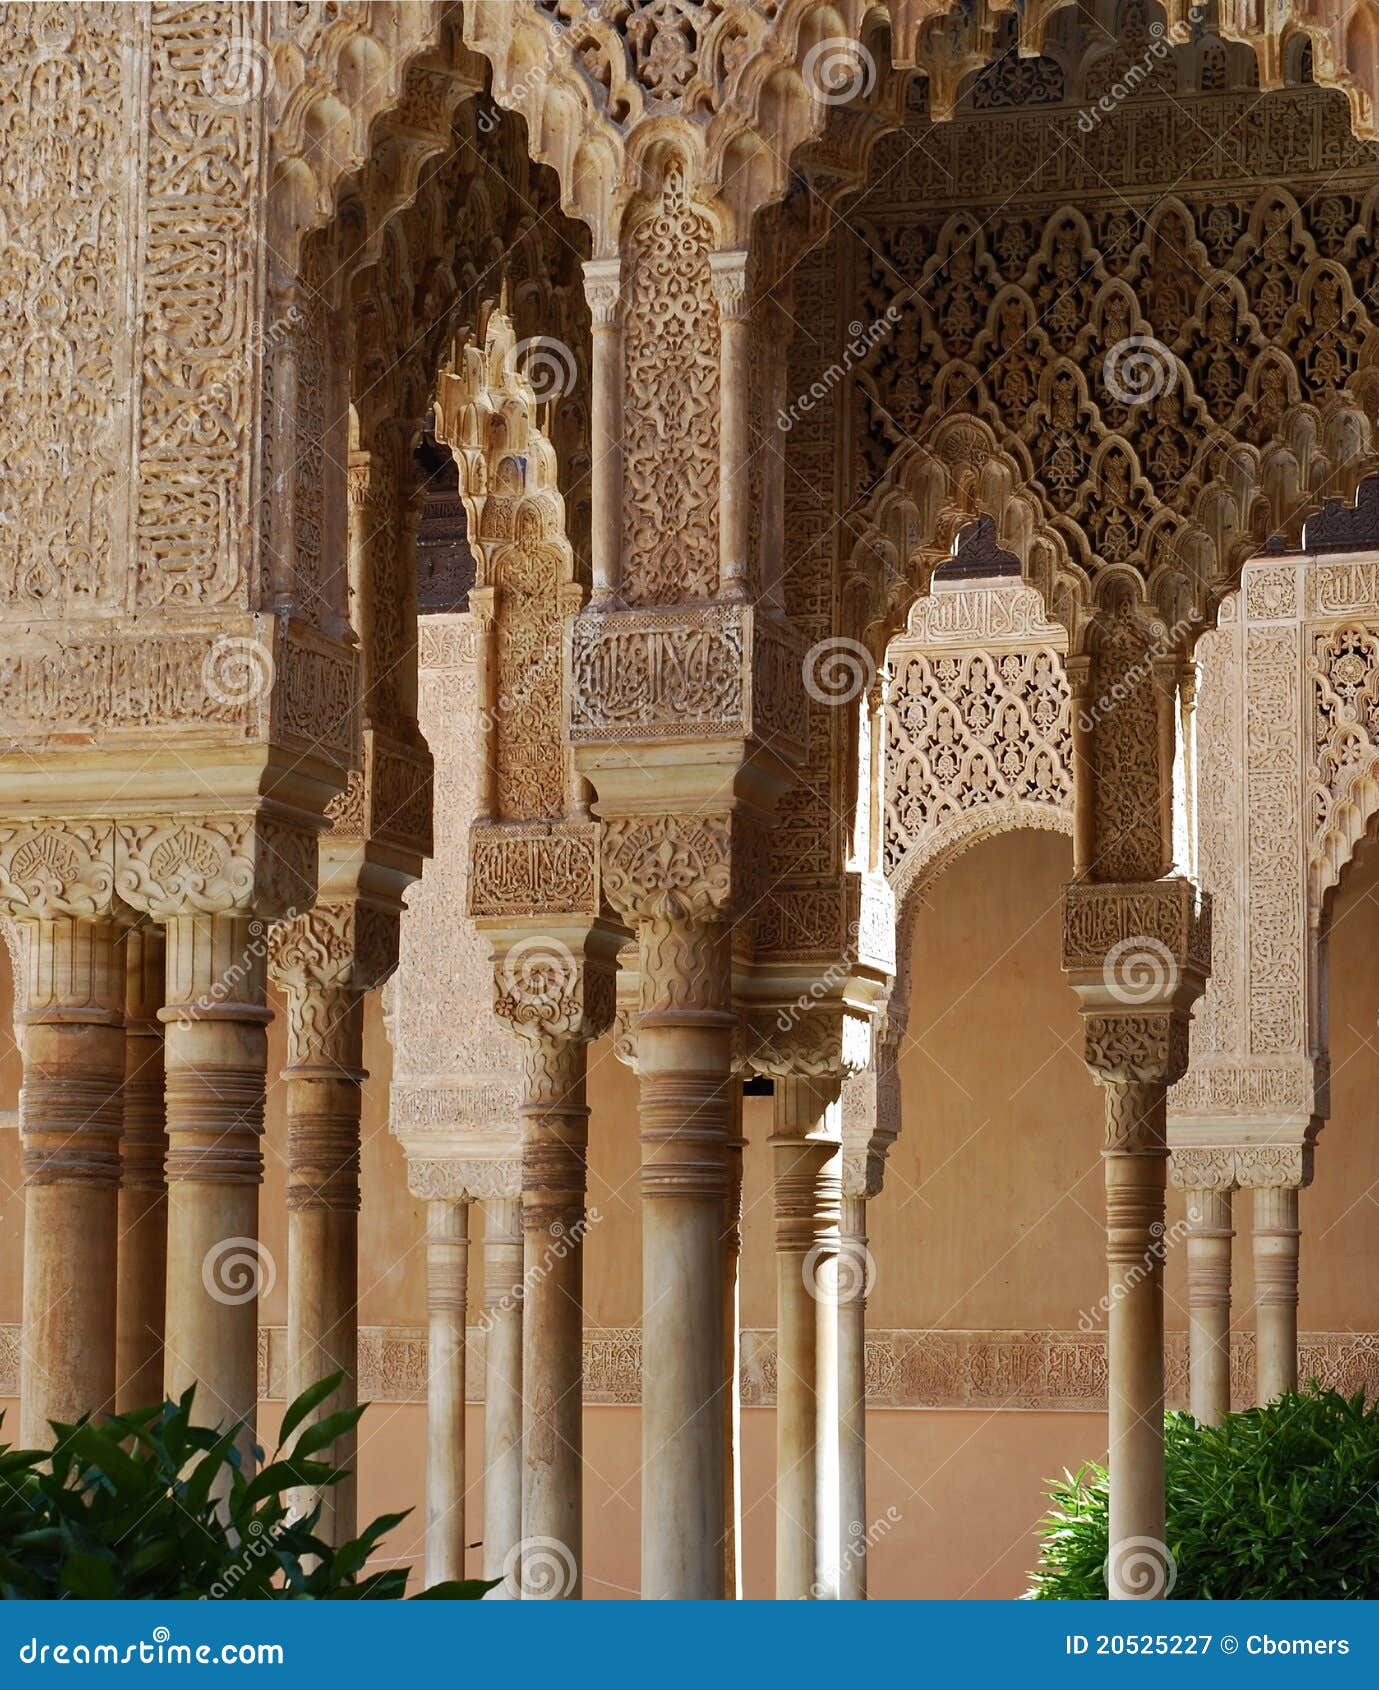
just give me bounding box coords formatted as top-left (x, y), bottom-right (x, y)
top-left (280, 980), bottom-right (364, 1544)
top-left (1253, 1184), bottom-right (1300, 1403)
top-left (722, 1101), bottom-right (746, 1600)
top-left (1184, 1185), bottom-right (1233, 1425)
top-left (425, 1197), bottom-right (469, 1585)
top-left (482, 1192), bottom-right (524, 1582)
top-left (1102, 1078), bottom-right (1171, 1598)
top-left (582, 258), bottom-right (624, 607)
top-left (771, 1075), bottom-right (843, 1601)
top-left (17, 915), bottom-right (124, 1444)
top-left (838, 1188), bottom-right (869, 1598)
top-left (637, 916), bottom-right (733, 1600)
top-left (517, 1031), bottom-right (589, 1598)
top-left (116, 925), bottom-right (167, 1413)
top-left (161, 912), bottom-right (270, 1464)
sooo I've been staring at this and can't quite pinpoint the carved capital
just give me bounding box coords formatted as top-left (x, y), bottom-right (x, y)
top-left (0, 822), bottom-right (117, 921)
top-left (602, 812), bottom-right (738, 926)
top-left (583, 256), bottom-right (623, 328)
top-left (708, 250), bottom-right (750, 322)
top-left (489, 925), bottom-right (617, 1049)
top-left (1085, 1011), bottom-right (1191, 1090)
top-left (406, 1157), bottom-right (523, 1202)
top-left (116, 815), bottom-right (316, 921)
top-left (746, 1003), bottom-right (872, 1081)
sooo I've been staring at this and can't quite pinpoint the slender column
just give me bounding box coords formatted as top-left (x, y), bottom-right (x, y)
top-left (722, 1105), bottom-right (745, 1600)
top-left (161, 913), bottom-right (269, 1462)
top-left (709, 251), bottom-right (751, 601)
top-left (1184, 1185), bottom-right (1233, 1425)
top-left (1103, 1080), bottom-right (1169, 1598)
top-left (425, 1198), bottom-right (469, 1585)
top-left (583, 257), bottom-right (624, 606)
top-left (280, 982), bottom-right (364, 1544)
top-left (117, 925), bottom-right (167, 1412)
top-left (518, 1031), bottom-right (590, 1596)
top-left (838, 1190), bottom-right (869, 1599)
top-left (482, 1193), bottom-right (524, 1581)
top-left (638, 916), bottom-right (733, 1600)
top-left (1253, 1184), bottom-right (1300, 1403)
top-left (772, 1075), bottom-right (843, 1601)
top-left (17, 916), bottom-right (124, 1443)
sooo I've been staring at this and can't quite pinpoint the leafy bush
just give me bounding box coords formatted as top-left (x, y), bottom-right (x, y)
top-left (0, 1375), bottom-right (493, 1600)
top-left (1028, 1387), bottom-right (1379, 1599)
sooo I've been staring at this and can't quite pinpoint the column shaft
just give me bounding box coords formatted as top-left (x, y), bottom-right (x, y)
top-left (1184, 1185), bottom-right (1232, 1425)
top-left (520, 1035), bottom-right (589, 1597)
top-left (722, 1113), bottom-right (745, 1600)
top-left (283, 987), bottom-right (364, 1545)
top-left (1104, 1081), bottom-right (1168, 1600)
top-left (772, 1075), bottom-right (843, 1600)
top-left (482, 1194), bottom-right (524, 1581)
top-left (838, 1192), bottom-right (868, 1599)
top-left (161, 913), bottom-right (269, 1463)
top-left (18, 916), bottom-right (124, 1443)
top-left (1253, 1185), bottom-right (1300, 1403)
top-left (638, 917), bottom-right (732, 1600)
top-left (117, 925), bottom-right (167, 1413)
top-left (425, 1198), bottom-right (468, 1585)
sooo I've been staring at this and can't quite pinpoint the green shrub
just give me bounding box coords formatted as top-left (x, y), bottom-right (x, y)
top-left (0, 1375), bottom-right (494, 1600)
top-left (1029, 1387), bottom-right (1379, 1599)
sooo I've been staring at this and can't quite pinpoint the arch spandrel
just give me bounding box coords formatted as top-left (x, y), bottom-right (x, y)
top-left (882, 573), bottom-right (1075, 1042)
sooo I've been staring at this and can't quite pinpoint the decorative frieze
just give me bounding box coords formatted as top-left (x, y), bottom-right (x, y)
top-left (468, 821), bottom-right (599, 919)
top-left (567, 602), bottom-right (807, 761)
top-left (76, 1325), bottom-right (1371, 1414)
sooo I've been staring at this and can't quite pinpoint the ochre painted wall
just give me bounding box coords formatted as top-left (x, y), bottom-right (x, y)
top-left (2, 827), bottom-right (1378, 1595)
